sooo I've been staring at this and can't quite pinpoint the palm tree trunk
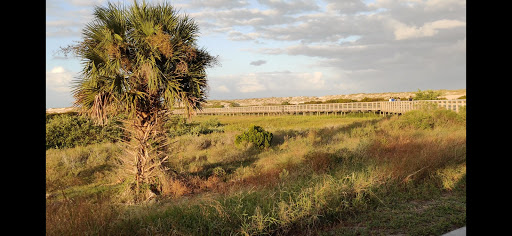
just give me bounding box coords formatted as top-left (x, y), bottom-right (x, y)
top-left (128, 110), bottom-right (166, 202)
top-left (126, 111), bottom-right (150, 200)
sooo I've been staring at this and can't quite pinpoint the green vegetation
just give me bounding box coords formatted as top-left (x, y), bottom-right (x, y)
top-left (301, 97), bottom-right (386, 105)
top-left (303, 98), bottom-right (356, 104)
top-left (359, 97), bottom-right (387, 102)
top-left (47, 105), bottom-right (465, 235)
top-left (393, 103), bottom-right (465, 129)
top-left (229, 102), bottom-right (241, 107)
top-left (235, 125), bottom-right (273, 149)
top-left (205, 102), bottom-right (225, 108)
top-left (414, 89), bottom-right (443, 100)
top-left (46, 113), bottom-right (124, 149)
top-left (164, 116), bottom-right (223, 137)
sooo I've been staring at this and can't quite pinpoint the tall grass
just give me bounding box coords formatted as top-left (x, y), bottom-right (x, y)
top-left (46, 108), bottom-right (465, 235)
top-left (46, 143), bottom-right (125, 199)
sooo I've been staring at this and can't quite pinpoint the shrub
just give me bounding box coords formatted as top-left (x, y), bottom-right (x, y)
top-left (46, 113), bottom-right (124, 149)
top-left (229, 102), bottom-right (241, 107)
top-left (325, 98), bottom-right (357, 103)
top-left (414, 89), bottom-right (443, 100)
top-left (164, 115), bottom-right (190, 137)
top-left (396, 103), bottom-right (464, 129)
top-left (206, 102), bottom-right (225, 108)
top-left (303, 100), bottom-right (323, 104)
top-left (359, 97), bottom-right (386, 102)
top-left (235, 125), bottom-right (273, 149)
top-left (189, 118), bottom-right (223, 136)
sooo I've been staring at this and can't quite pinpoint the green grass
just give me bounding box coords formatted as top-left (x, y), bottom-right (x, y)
top-left (46, 108), bottom-right (465, 235)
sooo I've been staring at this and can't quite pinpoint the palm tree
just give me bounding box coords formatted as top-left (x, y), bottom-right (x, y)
top-left (65, 0), bottom-right (217, 201)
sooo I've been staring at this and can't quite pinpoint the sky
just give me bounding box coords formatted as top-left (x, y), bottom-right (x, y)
top-left (46, 0), bottom-right (466, 108)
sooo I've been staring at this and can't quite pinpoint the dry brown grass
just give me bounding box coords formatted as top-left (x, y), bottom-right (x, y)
top-left (164, 177), bottom-right (191, 197)
top-left (305, 151), bottom-right (335, 174)
top-left (367, 127), bottom-right (466, 183)
top-left (46, 198), bottom-right (119, 236)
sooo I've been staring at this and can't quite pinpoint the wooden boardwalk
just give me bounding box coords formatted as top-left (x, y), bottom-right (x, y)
top-left (172, 100), bottom-right (466, 116)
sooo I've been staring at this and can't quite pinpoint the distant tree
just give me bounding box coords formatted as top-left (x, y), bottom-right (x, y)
top-left (229, 102), bottom-right (241, 107)
top-left (62, 0), bottom-right (217, 202)
top-left (414, 89), bottom-right (443, 100)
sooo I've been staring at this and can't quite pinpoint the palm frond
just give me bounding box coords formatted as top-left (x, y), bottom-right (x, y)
top-left (69, 0), bottom-right (216, 122)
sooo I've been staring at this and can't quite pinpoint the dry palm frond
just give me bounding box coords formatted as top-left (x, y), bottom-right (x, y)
top-left (147, 28), bottom-right (173, 58)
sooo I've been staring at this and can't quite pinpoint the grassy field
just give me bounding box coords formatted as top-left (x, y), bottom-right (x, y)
top-left (46, 108), bottom-right (466, 235)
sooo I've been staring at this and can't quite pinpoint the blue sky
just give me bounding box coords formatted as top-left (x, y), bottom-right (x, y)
top-left (46, 0), bottom-right (466, 108)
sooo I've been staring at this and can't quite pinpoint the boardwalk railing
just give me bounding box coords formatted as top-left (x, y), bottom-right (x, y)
top-left (171, 99), bottom-right (466, 116)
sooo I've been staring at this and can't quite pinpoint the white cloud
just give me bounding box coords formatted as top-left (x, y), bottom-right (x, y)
top-left (69, 0), bottom-right (106, 7)
top-left (212, 70), bottom-right (329, 96)
top-left (216, 85), bottom-right (231, 93)
top-left (176, 0), bottom-right (249, 10)
top-left (393, 19), bottom-right (465, 40)
top-left (325, 0), bottom-right (372, 14)
top-left (228, 31), bottom-right (261, 41)
top-left (238, 74), bottom-right (267, 93)
top-left (424, 0), bottom-right (466, 11)
top-left (46, 66), bottom-right (74, 93)
top-left (307, 71), bottom-right (324, 89)
top-left (257, 0), bottom-right (320, 14)
top-left (434, 37), bottom-right (466, 54)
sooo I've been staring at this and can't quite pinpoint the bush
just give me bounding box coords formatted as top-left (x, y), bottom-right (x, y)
top-left (164, 115), bottom-right (190, 137)
top-left (303, 100), bottom-right (323, 104)
top-left (414, 89), bottom-right (443, 100)
top-left (206, 102), bottom-right (224, 108)
top-left (235, 125), bottom-right (273, 149)
top-left (46, 113), bottom-right (124, 149)
top-left (229, 102), bottom-right (241, 107)
top-left (396, 104), bottom-right (464, 129)
top-left (359, 97), bottom-right (386, 102)
top-left (325, 98), bottom-right (357, 103)
top-left (192, 118), bottom-right (223, 136)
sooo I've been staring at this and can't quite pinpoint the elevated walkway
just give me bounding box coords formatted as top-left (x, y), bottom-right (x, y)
top-left (172, 99), bottom-right (466, 116)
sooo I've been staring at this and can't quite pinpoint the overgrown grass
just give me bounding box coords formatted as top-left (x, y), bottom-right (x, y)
top-left (46, 107), bottom-right (465, 235)
top-left (46, 142), bottom-right (125, 199)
